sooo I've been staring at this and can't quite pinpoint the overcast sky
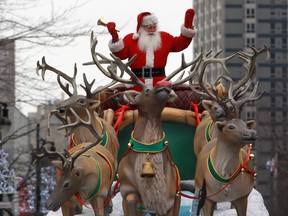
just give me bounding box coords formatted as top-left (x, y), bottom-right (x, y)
top-left (16, 0), bottom-right (194, 115)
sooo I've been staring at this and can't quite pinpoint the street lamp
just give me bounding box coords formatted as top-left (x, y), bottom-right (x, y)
top-left (35, 123), bottom-right (56, 216)
top-left (0, 102), bottom-right (12, 216)
top-left (0, 102), bottom-right (11, 126)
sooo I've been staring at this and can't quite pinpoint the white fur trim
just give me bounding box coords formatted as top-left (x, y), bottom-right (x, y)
top-left (142, 14), bottom-right (158, 26)
top-left (125, 83), bottom-right (135, 89)
top-left (145, 47), bottom-right (154, 67)
top-left (108, 39), bottom-right (124, 53)
top-left (181, 24), bottom-right (197, 38)
top-left (133, 33), bottom-right (139, 40)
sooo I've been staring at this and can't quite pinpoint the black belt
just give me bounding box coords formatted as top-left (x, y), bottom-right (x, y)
top-left (132, 67), bottom-right (165, 78)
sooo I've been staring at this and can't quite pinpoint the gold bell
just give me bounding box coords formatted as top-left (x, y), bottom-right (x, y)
top-left (253, 173), bottom-right (257, 180)
top-left (241, 168), bottom-right (245, 174)
top-left (250, 154), bottom-right (255, 160)
top-left (141, 161), bottom-right (155, 178)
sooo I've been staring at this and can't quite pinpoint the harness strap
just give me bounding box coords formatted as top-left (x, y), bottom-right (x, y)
top-left (113, 105), bottom-right (132, 135)
top-left (180, 144), bottom-right (256, 200)
top-left (191, 102), bottom-right (200, 126)
top-left (68, 133), bottom-right (76, 150)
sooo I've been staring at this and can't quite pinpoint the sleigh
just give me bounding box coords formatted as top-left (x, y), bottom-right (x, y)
top-left (100, 83), bottom-right (204, 181)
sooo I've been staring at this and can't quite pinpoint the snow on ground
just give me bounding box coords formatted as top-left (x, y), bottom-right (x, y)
top-left (47, 188), bottom-right (269, 216)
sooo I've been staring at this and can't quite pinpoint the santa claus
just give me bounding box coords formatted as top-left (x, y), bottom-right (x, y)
top-left (107, 9), bottom-right (197, 90)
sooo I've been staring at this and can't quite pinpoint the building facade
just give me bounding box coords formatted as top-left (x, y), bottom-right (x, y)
top-left (193, 0), bottom-right (288, 214)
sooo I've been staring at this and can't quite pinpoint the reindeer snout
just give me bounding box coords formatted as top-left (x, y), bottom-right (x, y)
top-left (45, 200), bottom-right (53, 210)
top-left (46, 199), bottom-right (60, 211)
top-left (57, 105), bottom-right (67, 114)
top-left (242, 130), bottom-right (257, 140)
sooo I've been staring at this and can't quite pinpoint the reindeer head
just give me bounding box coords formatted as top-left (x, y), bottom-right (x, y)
top-left (190, 46), bottom-right (269, 121)
top-left (34, 109), bottom-right (106, 210)
top-left (215, 119), bottom-right (257, 147)
top-left (46, 159), bottom-right (84, 211)
top-left (36, 57), bottom-right (118, 135)
top-left (123, 80), bottom-right (176, 116)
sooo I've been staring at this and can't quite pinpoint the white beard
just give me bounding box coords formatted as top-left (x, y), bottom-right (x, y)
top-left (138, 28), bottom-right (162, 53)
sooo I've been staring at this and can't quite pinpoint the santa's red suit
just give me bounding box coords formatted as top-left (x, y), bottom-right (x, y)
top-left (107, 10), bottom-right (197, 91)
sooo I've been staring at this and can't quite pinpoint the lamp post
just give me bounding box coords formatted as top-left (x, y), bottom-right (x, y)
top-left (0, 102), bottom-right (11, 216)
top-left (35, 123), bottom-right (55, 216)
top-left (0, 102), bottom-right (11, 126)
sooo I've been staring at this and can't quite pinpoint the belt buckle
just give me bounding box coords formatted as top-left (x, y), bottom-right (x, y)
top-left (142, 67), bottom-right (152, 79)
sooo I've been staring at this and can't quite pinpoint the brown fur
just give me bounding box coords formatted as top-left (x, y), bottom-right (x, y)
top-left (194, 119), bottom-right (256, 216)
top-left (46, 144), bottom-right (116, 216)
top-left (52, 96), bottom-right (119, 216)
top-left (117, 84), bottom-right (181, 216)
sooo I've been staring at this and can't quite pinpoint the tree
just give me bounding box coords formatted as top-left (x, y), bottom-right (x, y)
top-left (1, 1), bottom-right (96, 214)
top-left (0, 0), bottom-right (96, 114)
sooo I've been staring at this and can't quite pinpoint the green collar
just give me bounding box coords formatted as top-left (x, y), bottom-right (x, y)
top-left (205, 120), bottom-right (213, 142)
top-left (207, 148), bottom-right (240, 183)
top-left (97, 117), bottom-right (108, 147)
top-left (100, 132), bottom-right (108, 147)
top-left (129, 131), bottom-right (167, 153)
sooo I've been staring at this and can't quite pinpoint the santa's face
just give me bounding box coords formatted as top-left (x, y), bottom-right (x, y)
top-left (142, 24), bottom-right (157, 35)
top-left (138, 26), bottom-right (162, 52)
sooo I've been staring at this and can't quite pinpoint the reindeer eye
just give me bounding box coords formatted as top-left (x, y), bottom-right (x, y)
top-left (144, 89), bottom-right (150, 95)
top-left (77, 98), bottom-right (86, 105)
top-left (64, 182), bottom-right (70, 189)
top-left (228, 125), bottom-right (236, 130)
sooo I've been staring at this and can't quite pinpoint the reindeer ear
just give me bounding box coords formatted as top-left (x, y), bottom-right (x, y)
top-left (202, 100), bottom-right (213, 112)
top-left (73, 167), bottom-right (84, 179)
top-left (168, 90), bottom-right (178, 102)
top-left (52, 160), bottom-right (63, 172)
top-left (89, 99), bottom-right (101, 110)
top-left (124, 90), bottom-right (140, 105)
top-left (216, 121), bottom-right (225, 132)
top-left (246, 120), bottom-right (256, 130)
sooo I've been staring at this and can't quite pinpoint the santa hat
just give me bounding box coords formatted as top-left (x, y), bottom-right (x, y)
top-left (133, 12), bottom-right (158, 39)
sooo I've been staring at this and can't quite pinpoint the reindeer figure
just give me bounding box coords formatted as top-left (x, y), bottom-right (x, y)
top-left (36, 53), bottom-right (120, 215)
top-left (88, 32), bottom-right (203, 216)
top-left (191, 46), bottom-right (268, 157)
top-left (34, 109), bottom-right (117, 216)
top-left (193, 118), bottom-right (257, 216)
top-left (36, 57), bottom-right (119, 158)
top-left (190, 47), bottom-right (268, 216)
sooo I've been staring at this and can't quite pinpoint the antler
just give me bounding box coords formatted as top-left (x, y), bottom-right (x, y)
top-left (221, 74), bottom-right (265, 118)
top-left (88, 31), bottom-right (148, 91)
top-left (233, 45), bottom-right (269, 96)
top-left (163, 52), bottom-right (204, 86)
top-left (56, 107), bottom-right (106, 171)
top-left (189, 50), bottom-right (235, 103)
top-left (33, 145), bottom-right (67, 165)
top-left (36, 57), bottom-right (78, 96)
top-left (47, 109), bottom-right (69, 136)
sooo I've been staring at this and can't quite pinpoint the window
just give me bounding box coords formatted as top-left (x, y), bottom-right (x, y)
top-left (247, 37), bottom-right (255, 47)
top-left (246, 23), bottom-right (255, 33)
top-left (246, 8), bottom-right (255, 18)
top-left (271, 23), bottom-right (275, 33)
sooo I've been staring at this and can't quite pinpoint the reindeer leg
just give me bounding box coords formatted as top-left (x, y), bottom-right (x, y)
top-left (90, 196), bottom-right (105, 216)
top-left (122, 193), bottom-right (143, 216)
top-left (60, 198), bottom-right (78, 216)
top-left (231, 195), bottom-right (248, 216)
top-left (104, 186), bottom-right (113, 216)
top-left (202, 199), bottom-right (216, 216)
top-left (152, 194), bottom-right (180, 216)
